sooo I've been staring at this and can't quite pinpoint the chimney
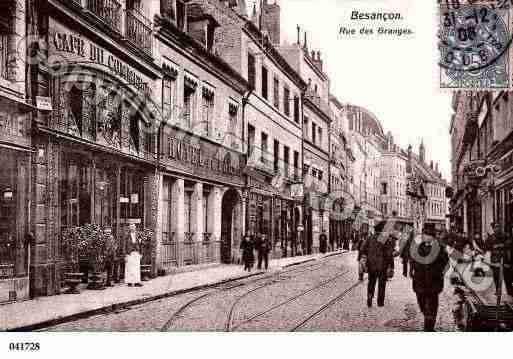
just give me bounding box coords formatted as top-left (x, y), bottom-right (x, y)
top-left (430, 160), bottom-right (433, 169)
top-left (296, 24), bottom-right (300, 45)
top-left (435, 162), bottom-right (439, 173)
top-left (419, 139), bottom-right (425, 163)
top-left (303, 31), bottom-right (308, 52)
top-left (312, 50), bottom-right (323, 71)
top-left (261, 0), bottom-right (281, 45)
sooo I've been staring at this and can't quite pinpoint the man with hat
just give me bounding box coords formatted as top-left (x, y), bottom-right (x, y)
top-left (360, 221), bottom-right (395, 307)
top-left (410, 226), bottom-right (449, 331)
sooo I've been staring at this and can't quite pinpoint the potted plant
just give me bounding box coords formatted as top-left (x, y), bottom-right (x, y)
top-left (137, 228), bottom-right (154, 281)
top-left (77, 224), bottom-right (109, 290)
top-left (61, 227), bottom-right (84, 294)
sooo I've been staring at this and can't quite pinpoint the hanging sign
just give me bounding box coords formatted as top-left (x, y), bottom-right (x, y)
top-left (36, 96), bottom-right (53, 111)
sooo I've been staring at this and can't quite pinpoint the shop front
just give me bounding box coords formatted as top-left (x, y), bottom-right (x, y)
top-left (0, 101), bottom-right (32, 303)
top-left (245, 175), bottom-right (302, 258)
top-left (29, 17), bottom-right (160, 297)
top-left (158, 127), bottom-right (245, 270)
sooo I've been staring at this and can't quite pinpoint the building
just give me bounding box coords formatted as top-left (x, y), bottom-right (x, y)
top-left (450, 90), bottom-right (513, 240)
top-left (0, 0), bottom-right (31, 303)
top-left (328, 94), bottom-right (355, 249)
top-left (346, 104), bottom-right (384, 234)
top-left (200, 0), bottom-right (306, 257)
top-left (278, 28), bottom-right (331, 254)
top-left (28, 0), bottom-right (163, 297)
top-left (155, 0), bottom-right (249, 270)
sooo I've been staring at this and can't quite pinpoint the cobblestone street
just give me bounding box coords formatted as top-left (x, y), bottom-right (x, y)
top-left (44, 252), bottom-right (458, 332)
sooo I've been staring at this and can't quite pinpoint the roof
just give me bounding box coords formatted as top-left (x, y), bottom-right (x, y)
top-left (346, 104), bottom-right (385, 139)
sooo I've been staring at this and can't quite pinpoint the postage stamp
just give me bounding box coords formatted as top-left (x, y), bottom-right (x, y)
top-left (438, 1), bottom-right (512, 89)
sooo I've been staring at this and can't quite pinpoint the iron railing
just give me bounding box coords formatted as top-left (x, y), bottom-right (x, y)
top-left (86, 0), bottom-right (122, 32)
top-left (125, 9), bottom-right (153, 56)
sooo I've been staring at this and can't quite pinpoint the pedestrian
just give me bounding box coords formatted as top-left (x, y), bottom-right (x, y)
top-left (486, 223), bottom-right (513, 296)
top-left (357, 236), bottom-right (367, 281)
top-left (125, 223), bottom-right (142, 287)
top-left (240, 234), bottom-right (255, 272)
top-left (399, 229), bottom-right (414, 278)
top-left (255, 234), bottom-right (271, 270)
top-left (410, 227), bottom-right (449, 332)
top-left (319, 232), bottom-right (328, 254)
top-left (360, 222), bottom-right (395, 307)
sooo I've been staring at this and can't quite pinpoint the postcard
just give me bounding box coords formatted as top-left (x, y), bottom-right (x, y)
top-left (0, 0), bottom-right (512, 357)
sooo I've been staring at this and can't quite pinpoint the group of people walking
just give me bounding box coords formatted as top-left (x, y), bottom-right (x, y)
top-left (240, 234), bottom-right (272, 271)
top-left (357, 222), bottom-right (449, 331)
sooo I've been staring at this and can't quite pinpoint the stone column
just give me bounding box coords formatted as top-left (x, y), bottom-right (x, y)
top-left (191, 182), bottom-right (204, 242)
top-left (172, 179), bottom-right (185, 266)
top-left (208, 187), bottom-right (223, 262)
top-left (154, 173), bottom-right (164, 274)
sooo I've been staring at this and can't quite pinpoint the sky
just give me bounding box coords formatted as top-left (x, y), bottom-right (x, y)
top-left (248, 0), bottom-right (453, 181)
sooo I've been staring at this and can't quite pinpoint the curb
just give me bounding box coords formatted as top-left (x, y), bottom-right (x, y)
top-left (6, 271), bottom-right (264, 332)
top-left (6, 254), bottom-right (342, 332)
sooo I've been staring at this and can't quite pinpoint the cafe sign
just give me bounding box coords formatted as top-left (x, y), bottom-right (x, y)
top-left (48, 18), bottom-right (151, 94)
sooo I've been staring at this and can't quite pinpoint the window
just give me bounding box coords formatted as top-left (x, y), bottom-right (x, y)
top-left (261, 132), bottom-right (268, 164)
top-left (273, 77), bottom-right (279, 108)
top-left (0, 9), bottom-right (12, 81)
top-left (318, 128), bottom-right (323, 147)
top-left (283, 146), bottom-right (290, 177)
top-left (318, 170), bottom-right (323, 181)
top-left (248, 53), bottom-right (256, 90)
top-left (312, 122), bottom-right (317, 144)
top-left (283, 86), bottom-right (290, 117)
top-left (176, 0), bottom-right (186, 31)
top-left (274, 140), bottom-right (279, 174)
top-left (163, 75), bottom-right (177, 122)
top-left (381, 183), bottom-right (388, 195)
top-left (303, 117), bottom-right (309, 137)
top-left (228, 103), bottom-right (238, 148)
top-left (293, 95), bottom-right (300, 123)
top-left (261, 66), bottom-right (268, 100)
top-left (183, 81), bottom-right (197, 128)
top-left (293, 151), bottom-right (299, 179)
top-left (248, 124), bottom-right (255, 158)
top-left (201, 87), bottom-right (214, 136)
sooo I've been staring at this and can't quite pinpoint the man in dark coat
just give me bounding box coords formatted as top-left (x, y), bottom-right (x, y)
top-left (410, 229), bottom-right (449, 331)
top-left (360, 223), bottom-right (395, 307)
top-left (240, 234), bottom-right (255, 271)
top-left (319, 232), bottom-right (328, 254)
top-left (399, 229), bottom-right (414, 278)
top-left (255, 234), bottom-right (271, 270)
top-left (486, 223), bottom-right (513, 296)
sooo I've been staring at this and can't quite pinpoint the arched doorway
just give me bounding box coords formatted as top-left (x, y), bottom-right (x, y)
top-left (221, 188), bottom-right (241, 264)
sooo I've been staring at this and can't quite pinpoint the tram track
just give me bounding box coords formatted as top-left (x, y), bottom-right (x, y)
top-left (160, 253), bottom-right (346, 331)
top-left (226, 270), bottom-right (352, 331)
top-left (290, 280), bottom-right (362, 331)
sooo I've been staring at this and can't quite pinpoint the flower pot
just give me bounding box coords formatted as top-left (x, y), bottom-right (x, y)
top-left (64, 272), bottom-right (83, 294)
top-left (87, 271), bottom-right (105, 290)
top-left (141, 264), bottom-right (152, 281)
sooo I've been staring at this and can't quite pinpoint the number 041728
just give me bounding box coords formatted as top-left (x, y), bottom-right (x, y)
top-left (9, 342), bottom-right (41, 351)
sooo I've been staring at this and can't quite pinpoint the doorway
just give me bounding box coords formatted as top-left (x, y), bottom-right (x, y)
top-left (221, 188), bottom-right (240, 264)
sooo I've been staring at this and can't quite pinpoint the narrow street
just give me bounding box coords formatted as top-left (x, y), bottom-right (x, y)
top-left (44, 252), bottom-right (457, 332)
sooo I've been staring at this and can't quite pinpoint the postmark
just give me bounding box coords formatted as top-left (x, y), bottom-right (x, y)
top-left (438, 2), bottom-right (511, 89)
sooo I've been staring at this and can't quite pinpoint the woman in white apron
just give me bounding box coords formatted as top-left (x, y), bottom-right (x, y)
top-left (125, 224), bottom-right (142, 287)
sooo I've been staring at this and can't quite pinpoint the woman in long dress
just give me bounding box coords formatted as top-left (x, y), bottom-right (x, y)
top-left (125, 224), bottom-right (142, 287)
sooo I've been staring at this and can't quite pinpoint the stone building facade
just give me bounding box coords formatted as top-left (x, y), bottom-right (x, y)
top-left (0, 0), bottom-right (31, 303)
top-left (450, 90), bottom-right (513, 241)
top-left (155, 1), bottom-right (249, 269)
top-left (278, 30), bottom-right (331, 254)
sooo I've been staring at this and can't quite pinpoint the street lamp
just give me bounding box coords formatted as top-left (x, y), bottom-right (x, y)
top-left (2, 187), bottom-right (13, 201)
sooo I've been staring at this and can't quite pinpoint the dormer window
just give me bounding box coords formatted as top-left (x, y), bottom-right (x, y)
top-left (161, 0), bottom-right (187, 32)
top-left (187, 3), bottom-right (219, 51)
